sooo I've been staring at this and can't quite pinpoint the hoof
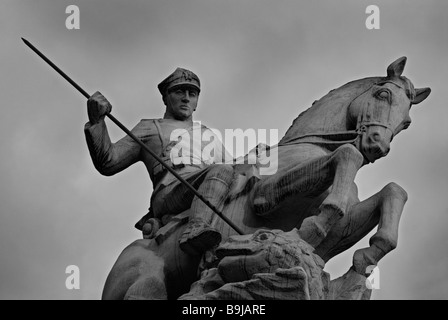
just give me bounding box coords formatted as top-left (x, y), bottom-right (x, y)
top-left (179, 222), bottom-right (222, 256)
top-left (352, 247), bottom-right (378, 275)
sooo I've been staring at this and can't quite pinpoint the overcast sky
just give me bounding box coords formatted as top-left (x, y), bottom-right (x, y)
top-left (0, 0), bottom-right (447, 300)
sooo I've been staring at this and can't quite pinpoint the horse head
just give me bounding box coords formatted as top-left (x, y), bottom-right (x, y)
top-left (280, 57), bottom-right (431, 164)
top-left (348, 57), bottom-right (431, 163)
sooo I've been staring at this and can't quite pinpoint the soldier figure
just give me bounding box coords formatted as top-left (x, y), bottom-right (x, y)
top-left (84, 68), bottom-right (234, 255)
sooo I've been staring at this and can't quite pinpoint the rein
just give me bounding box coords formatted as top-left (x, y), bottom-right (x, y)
top-left (280, 80), bottom-right (406, 148)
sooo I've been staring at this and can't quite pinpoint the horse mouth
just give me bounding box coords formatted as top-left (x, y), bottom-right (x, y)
top-left (363, 145), bottom-right (389, 163)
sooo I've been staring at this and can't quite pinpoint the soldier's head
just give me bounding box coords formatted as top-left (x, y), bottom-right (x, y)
top-left (158, 68), bottom-right (201, 121)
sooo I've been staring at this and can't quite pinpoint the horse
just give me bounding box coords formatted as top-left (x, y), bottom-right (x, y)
top-left (101, 57), bottom-right (431, 300)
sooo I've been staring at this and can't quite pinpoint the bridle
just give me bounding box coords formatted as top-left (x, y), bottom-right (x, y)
top-left (353, 80), bottom-right (411, 140)
top-left (280, 80), bottom-right (411, 150)
top-left (353, 83), bottom-right (390, 141)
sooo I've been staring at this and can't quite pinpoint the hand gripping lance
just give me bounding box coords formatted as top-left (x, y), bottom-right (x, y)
top-left (22, 38), bottom-right (244, 236)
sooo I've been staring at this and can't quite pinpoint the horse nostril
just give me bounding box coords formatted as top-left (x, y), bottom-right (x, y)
top-left (372, 133), bottom-right (381, 142)
top-left (369, 133), bottom-right (381, 143)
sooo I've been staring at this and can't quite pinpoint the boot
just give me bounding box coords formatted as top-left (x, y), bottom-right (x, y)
top-left (179, 220), bottom-right (222, 255)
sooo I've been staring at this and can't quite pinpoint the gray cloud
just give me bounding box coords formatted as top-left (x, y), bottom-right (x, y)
top-left (1, 0), bottom-right (447, 299)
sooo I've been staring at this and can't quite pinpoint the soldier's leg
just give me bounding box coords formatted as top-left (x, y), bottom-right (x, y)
top-left (151, 179), bottom-right (196, 219)
top-left (179, 164), bottom-right (234, 255)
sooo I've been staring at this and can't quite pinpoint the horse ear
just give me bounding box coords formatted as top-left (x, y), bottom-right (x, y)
top-left (387, 56), bottom-right (407, 78)
top-left (412, 87), bottom-right (431, 105)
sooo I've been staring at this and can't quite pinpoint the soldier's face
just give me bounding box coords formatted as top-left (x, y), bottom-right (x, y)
top-left (164, 85), bottom-right (199, 120)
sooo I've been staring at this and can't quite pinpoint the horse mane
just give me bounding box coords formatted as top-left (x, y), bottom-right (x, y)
top-left (280, 73), bottom-right (418, 147)
top-left (279, 77), bottom-right (383, 145)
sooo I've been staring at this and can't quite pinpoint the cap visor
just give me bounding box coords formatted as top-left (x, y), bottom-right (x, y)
top-left (167, 82), bottom-right (200, 92)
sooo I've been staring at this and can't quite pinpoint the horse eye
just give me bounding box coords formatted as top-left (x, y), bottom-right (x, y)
top-left (374, 89), bottom-right (392, 104)
top-left (377, 90), bottom-right (389, 99)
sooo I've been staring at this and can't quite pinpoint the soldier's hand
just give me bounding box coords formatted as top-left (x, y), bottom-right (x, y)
top-left (87, 91), bottom-right (112, 124)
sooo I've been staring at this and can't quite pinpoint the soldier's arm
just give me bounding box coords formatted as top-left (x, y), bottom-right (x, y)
top-left (84, 91), bottom-right (142, 176)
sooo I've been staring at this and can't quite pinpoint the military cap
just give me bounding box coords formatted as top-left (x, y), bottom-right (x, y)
top-left (158, 67), bottom-right (201, 96)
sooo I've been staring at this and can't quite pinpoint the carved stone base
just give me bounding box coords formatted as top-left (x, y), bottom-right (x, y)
top-left (179, 228), bottom-right (371, 300)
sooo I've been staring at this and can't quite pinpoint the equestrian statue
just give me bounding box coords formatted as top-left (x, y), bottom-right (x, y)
top-left (77, 55), bottom-right (432, 300)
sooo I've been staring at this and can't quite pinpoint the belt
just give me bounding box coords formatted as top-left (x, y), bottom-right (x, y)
top-left (152, 156), bottom-right (188, 195)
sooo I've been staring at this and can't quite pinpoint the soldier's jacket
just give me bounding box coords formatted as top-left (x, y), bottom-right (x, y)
top-left (84, 118), bottom-right (231, 194)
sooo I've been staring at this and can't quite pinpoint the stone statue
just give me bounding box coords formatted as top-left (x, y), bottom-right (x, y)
top-left (85, 67), bottom-right (234, 256)
top-left (89, 57), bottom-right (430, 300)
top-left (179, 229), bottom-right (371, 300)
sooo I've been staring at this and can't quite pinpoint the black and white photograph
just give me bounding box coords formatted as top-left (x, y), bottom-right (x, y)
top-left (0, 0), bottom-right (447, 302)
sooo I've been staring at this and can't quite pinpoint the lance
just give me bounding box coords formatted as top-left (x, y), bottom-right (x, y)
top-left (22, 37), bottom-right (244, 236)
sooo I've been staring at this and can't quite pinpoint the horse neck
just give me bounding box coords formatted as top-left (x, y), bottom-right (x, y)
top-left (280, 99), bottom-right (352, 145)
top-left (280, 78), bottom-right (381, 146)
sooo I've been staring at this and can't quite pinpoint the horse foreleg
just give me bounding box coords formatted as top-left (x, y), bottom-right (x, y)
top-left (314, 182), bottom-right (407, 275)
top-left (352, 182), bottom-right (407, 275)
top-left (298, 144), bottom-right (364, 247)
